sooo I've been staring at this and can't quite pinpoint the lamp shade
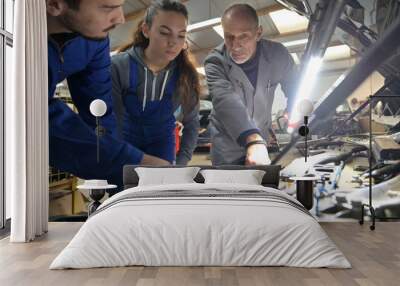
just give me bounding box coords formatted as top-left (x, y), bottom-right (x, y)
top-left (297, 99), bottom-right (314, 116)
top-left (90, 99), bottom-right (107, 117)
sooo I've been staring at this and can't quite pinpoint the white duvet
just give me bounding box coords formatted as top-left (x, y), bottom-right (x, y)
top-left (50, 183), bottom-right (351, 269)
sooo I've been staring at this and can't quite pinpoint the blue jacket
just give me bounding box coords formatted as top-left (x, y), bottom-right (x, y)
top-left (48, 34), bottom-right (144, 185)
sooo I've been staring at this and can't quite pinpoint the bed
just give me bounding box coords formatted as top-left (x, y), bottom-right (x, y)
top-left (50, 165), bottom-right (350, 269)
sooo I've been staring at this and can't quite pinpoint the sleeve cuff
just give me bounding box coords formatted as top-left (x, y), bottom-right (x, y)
top-left (237, 129), bottom-right (261, 147)
top-left (127, 147), bottom-right (144, 164)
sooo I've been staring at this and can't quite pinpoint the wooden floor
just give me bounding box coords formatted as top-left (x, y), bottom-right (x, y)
top-left (0, 222), bottom-right (399, 286)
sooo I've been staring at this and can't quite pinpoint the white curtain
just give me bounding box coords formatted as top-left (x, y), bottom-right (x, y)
top-left (6, 0), bottom-right (48, 242)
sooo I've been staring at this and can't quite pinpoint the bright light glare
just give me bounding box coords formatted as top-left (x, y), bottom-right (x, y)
top-left (288, 56), bottom-right (323, 132)
top-left (196, 67), bottom-right (205, 75)
top-left (324, 45), bottom-right (351, 61)
top-left (213, 25), bottom-right (224, 39)
top-left (187, 17), bottom-right (221, 32)
top-left (290, 53), bottom-right (300, 64)
top-left (283, 38), bottom-right (308, 47)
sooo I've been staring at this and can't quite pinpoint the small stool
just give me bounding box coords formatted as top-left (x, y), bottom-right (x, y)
top-left (290, 176), bottom-right (317, 210)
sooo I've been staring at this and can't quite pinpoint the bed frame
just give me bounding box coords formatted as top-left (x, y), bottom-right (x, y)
top-left (123, 165), bottom-right (281, 189)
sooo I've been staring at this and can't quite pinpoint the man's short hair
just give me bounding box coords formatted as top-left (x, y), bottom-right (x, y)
top-left (65, 0), bottom-right (81, 10)
top-left (222, 3), bottom-right (259, 27)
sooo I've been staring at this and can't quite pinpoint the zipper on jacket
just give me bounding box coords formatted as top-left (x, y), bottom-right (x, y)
top-left (143, 67), bottom-right (149, 111)
top-left (151, 74), bottom-right (157, 101)
top-left (160, 70), bottom-right (170, 101)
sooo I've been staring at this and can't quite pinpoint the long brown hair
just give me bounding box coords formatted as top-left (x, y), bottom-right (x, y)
top-left (118, 0), bottom-right (200, 112)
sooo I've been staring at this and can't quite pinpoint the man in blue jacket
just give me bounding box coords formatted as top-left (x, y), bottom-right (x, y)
top-left (46, 0), bottom-right (169, 186)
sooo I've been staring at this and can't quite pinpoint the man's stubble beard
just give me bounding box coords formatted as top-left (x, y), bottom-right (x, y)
top-left (60, 12), bottom-right (109, 42)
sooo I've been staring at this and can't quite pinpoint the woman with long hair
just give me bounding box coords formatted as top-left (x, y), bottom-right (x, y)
top-left (111, 0), bottom-right (200, 165)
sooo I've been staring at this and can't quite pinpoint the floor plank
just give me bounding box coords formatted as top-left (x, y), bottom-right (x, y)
top-left (0, 222), bottom-right (399, 286)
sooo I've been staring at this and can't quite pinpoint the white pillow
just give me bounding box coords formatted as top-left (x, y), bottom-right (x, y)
top-left (200, 169), bottom-right (266, 185)
top-left (135, 167), bottom-right (200, 186)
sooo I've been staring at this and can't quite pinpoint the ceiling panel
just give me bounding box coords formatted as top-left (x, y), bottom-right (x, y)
top-left (185, 0), bottom-right (222, 24)
top-left (110, 20), bottom-right (139, 49)
top-left (324, 45), bottom-right (351, 61)
top-left (122, 0), bottom-right (148, 14)
top-left (259, 14), bottom-right (280, 37)
top-left (209, 0), bottom-right (277, 12)
top-left (269, 9), bottom-right (309, 34)
top-left (109, 0), bottom-right (356, 71)
top-left (187, 28), bottom-right (224, 50)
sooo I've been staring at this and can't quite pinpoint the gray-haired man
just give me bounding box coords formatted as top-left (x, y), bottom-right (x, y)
top-left (205, 3), bottom-right (297, 165)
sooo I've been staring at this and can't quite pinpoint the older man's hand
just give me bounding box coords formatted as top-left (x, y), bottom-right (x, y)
top-left (245, 143), bottom-right (271, 165)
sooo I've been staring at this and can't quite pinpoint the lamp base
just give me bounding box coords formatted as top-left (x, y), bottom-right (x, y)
top-left (296, 180), bottom-right (314, 210)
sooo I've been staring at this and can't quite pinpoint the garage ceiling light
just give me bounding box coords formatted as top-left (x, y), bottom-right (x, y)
top-left (187, 17), bottom-right (221, 33)
top-left (282, 38), bottom-right (308, 47)
top-left (324, 45), bottom-right (351, 61)
top-left (213, 25), bottom-right (224, 39)
top-left (269, 9), bottom-right (308, 34)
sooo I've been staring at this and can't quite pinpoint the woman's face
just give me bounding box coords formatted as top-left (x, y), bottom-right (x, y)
top-left (143, 10), bottom-right (188, 63)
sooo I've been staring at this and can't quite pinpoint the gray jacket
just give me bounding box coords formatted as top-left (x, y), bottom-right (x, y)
top-left (204, 39), bottom-right (296, 164)
top-left (111, 47), bottom-right (199, 165)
